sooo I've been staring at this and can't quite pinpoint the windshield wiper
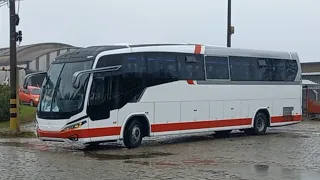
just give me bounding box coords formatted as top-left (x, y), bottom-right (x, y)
top-left (50, 76), bottom-right (62, 112)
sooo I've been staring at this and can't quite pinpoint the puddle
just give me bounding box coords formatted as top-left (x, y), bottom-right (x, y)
top-left (275, 133), bottom-right (311, 139)
top-left (200, 164), bottom-right (320, 180)
top-left (123, 158), bottom-right (216, 167)
top-left (0, 141), bottom-right (84, 153)
top-left (124, 160), bottom-right (151, 165)
top-left (254, 164), bottom-right (270, 171)
top-left (0, 141), bottom-right (35, 148)
top-left (0, 140), bottom-right (173, 161)
top-left (81, 142), bottom-right (123, 151)
top-left (84, 151), bottom-right (174, 160)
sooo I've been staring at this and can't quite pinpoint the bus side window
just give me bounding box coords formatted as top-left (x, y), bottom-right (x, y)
top-left (229, 56), bottom-right (253, 81)
top-left (177, 54), bottom-right (205, 80)
top-left (87, 76), bottom-right (110, 120)
top-left (96, 54), bottom-right (123, 67)
top-left (124, 53), bottom-right (146, 76)
top-left (145, 52), bottom-right (178, 78)
top-left (272, 59), bottom-right (286, 81)
top-left (252, 58), bottom-right (273, 81)
top-left (285, 59), bottom-right (298, 81)
top-left (205, 56), bottom-right (229, 79)
top-left (144, 52), bottom-right (179, 87)
top-left (89, 77), bottom-right (106, 105)
top-left (228, 56), bottom-right (297, 82)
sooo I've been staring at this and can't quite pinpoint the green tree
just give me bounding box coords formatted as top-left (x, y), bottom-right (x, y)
top-left (0, 85), bottom-right (10, 122)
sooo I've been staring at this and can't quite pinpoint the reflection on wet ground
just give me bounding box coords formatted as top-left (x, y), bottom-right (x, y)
top-left (83, 151), bottom-right (174, 161)
top-left (1, 121), bottom-right (320, 179)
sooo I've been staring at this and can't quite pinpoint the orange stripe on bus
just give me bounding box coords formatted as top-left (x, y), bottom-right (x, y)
top-left (194, 45), bottom-right (201, 54)
top-left (86, 127), bottom-right (121, 137)
top-left (37, 115), bottom-right (302, 139)
top-left (187, 80), bottom-right (195, 85)
top-left (37, 127), bottom-right (121, 139)
top-left (151, 118), bottom-right (252, 132)
top-left (271, 115), bottom-right (302, 123)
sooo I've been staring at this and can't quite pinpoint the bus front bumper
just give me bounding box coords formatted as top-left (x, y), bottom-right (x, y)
top-left (36, 128), bottom-right (91, 144)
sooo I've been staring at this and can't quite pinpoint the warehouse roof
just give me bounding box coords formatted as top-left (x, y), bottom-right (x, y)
top-left (0, 42), bottom-right (79, 66)
top-left (302, 72), bottom-right (320, 76)
top-left (302, 79), bottom-right (318, 85)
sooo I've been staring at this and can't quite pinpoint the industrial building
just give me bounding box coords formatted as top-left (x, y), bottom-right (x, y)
top-left (301, 62), bottom-right (320, 89)
top-left (0, 42), bottom-right (80, 86)
top-left (300, 62), bottom-right (320, 116)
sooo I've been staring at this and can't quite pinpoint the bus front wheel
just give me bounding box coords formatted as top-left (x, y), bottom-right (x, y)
top-left (245, 112), bottom-right (268, 135)
top-left (123, 119), bottom-right (143, 149)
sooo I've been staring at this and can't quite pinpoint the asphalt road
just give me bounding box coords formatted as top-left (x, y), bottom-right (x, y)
top-left (1, 120), bottom-right (320, 180)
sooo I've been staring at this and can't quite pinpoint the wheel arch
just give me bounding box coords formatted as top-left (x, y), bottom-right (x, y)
top-left (252, 107), bottom-right (271, 127)
top-left (120, 113), bottom-right (151, 139)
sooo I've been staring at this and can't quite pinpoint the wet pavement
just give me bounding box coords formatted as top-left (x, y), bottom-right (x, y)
top-left (1, 120), bottom-right (320, 180)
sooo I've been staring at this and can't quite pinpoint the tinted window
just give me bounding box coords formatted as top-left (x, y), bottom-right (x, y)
top-left (96, 54), bottom-right (123, 68)
top-left (144, 52), bottom-right (178, 79)
top-left (273, 59), bottom-right (286, 81)
top-left (177, 54), bottom-right (205, 80)
top-left (87, 76), bottom-right (110, 120)
top-left (251, 58), bottom-right (273, 81)
top-left (229, 56), bottom-right (254, 81)
top-left (96, 53), bottom-right (146, 77)
top-left (205, 56), bottom-right (229, 79)
top-left (229, 56), bottom-right (298, 82)
top-left (89, 77), bottom-right (107, 106)
top-left (285, 60), bottom-right (298, 81)
top-left (123, 53), bottom-right (146, 76)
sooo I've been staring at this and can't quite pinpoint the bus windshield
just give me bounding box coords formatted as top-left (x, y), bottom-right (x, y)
top-left (38, 60), bottom-right (93, 118)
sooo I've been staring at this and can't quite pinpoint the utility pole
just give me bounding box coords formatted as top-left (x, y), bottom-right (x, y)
top-left (9, 0), bottom-right (19, 132)
top-left (227, 0), bottom-right (234, 47)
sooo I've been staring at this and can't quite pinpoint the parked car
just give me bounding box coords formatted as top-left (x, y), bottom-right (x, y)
top-left (19, 86), bottom-right (40, 106)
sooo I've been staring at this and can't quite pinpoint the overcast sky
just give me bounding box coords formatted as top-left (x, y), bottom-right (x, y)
top-left (0, 0), bottom-right (319, 62)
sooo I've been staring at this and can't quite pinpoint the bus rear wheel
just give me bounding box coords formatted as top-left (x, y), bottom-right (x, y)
top-left (123, 119), bottom-right (143, 149)
top-left (245, 112), bottom-right (268, 135)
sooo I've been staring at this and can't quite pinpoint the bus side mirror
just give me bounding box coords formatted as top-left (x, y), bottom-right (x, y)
top-left (72, 71), bottom-right (84, 89)
top-left (72, 65), bottom-right (122, 89)
top-left (23, 72), bottom-right (47, 89)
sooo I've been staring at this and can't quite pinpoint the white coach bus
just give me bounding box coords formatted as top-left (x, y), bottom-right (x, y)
top-left (23, 43), bottom-right (302, 148)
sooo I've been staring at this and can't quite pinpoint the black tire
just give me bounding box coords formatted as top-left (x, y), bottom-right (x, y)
top-left (215, 130), bottom-right (232, 137)
top-left (245, 112), bottom-right (268, 135)
top-left (123, 119), bottom-right (143, 149)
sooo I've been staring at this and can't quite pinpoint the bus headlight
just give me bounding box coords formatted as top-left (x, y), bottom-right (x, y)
top-left (62, 121), bottom-right (87, 131)
top-left (35, 98), bottom-right (39, 102)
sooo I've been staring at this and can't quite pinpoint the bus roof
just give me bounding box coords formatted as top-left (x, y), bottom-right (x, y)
top-left (53, 43), bottom-right (298, 64)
